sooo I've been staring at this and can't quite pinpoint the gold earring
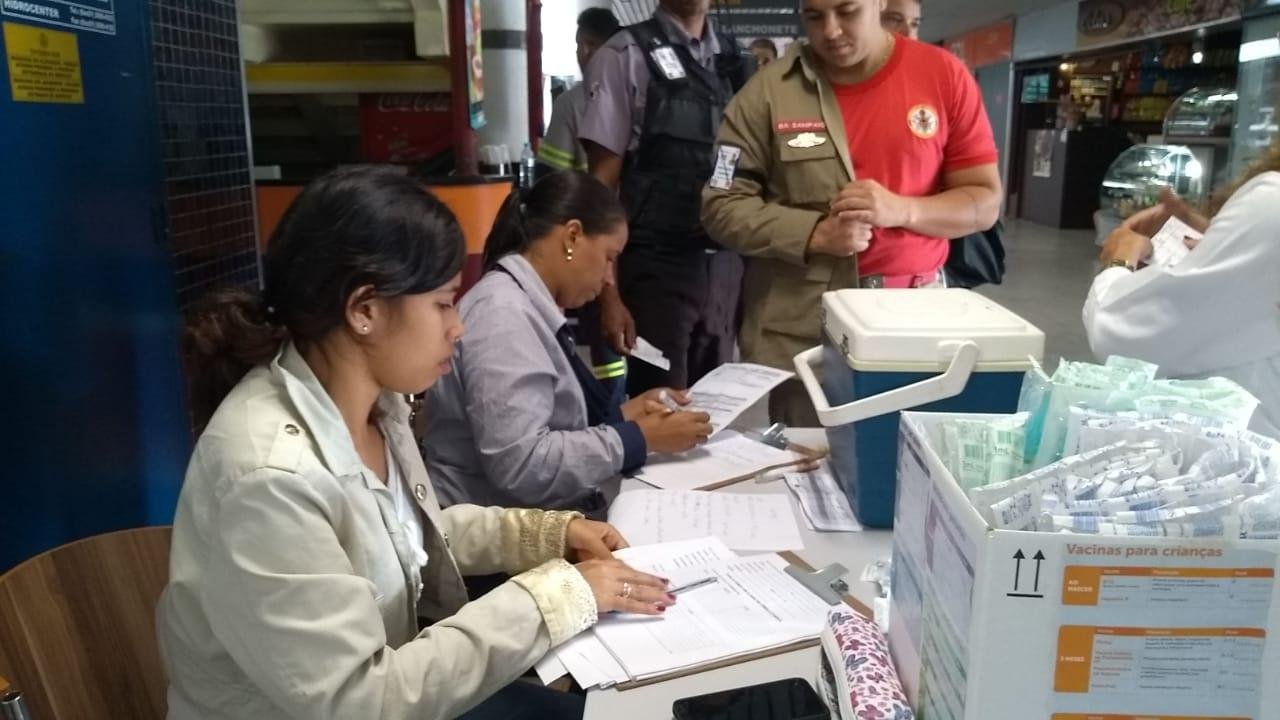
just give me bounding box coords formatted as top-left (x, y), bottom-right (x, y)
top-left (565, 244), bottom-right (574, 262)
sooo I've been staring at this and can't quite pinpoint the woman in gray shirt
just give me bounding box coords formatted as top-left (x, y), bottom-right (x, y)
top-left (422, 171), bottom-right (711, 513)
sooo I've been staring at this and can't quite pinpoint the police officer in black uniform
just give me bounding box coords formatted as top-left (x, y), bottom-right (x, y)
top-left (578, 0), bottom-right (752, 395)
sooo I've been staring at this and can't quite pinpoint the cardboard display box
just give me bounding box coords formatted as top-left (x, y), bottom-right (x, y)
top-left (888, 412), bottom-right (1280, 720)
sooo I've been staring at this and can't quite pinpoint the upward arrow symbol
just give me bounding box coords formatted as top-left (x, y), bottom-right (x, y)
top-left (1033, 551), bottom-right (1046, 592)
top-left (1012, 549), bottom-right (1025, 592)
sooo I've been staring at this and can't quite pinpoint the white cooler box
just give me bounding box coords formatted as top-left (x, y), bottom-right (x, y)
top-left (794, 289), bottom-right (1044, 528)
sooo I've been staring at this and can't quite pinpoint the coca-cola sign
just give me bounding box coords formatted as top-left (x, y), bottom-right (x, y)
top-left (373, 93), bottom-right (451, 113)
top-left (360, 93), bottom-right (452, 164)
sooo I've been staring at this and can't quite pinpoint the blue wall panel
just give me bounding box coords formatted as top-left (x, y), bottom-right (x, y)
top-left (0, 0), bottom-right (190, 570)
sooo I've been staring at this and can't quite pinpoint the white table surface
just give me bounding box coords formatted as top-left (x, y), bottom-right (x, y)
top-left (582, 428), bottom-right (895, 720)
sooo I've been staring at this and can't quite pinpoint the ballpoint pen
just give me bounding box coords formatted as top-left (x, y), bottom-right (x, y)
top-left (669, 576), bottom-right (719, 595)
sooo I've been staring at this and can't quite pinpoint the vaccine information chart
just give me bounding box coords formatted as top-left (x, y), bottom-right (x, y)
top-left (1053, 560), bottom-right (1274, 719)
top-left (1063, 566), bottom-right (1274, 614)
top-left (1055, 626), bottom-right (1265, 696)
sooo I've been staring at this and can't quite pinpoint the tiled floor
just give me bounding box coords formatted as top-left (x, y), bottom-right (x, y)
top-left (975, 219), bottom-right (1100, 368)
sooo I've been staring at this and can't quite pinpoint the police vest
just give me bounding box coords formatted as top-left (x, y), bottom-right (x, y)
top-left (621, 18), bottom-right (748, 246)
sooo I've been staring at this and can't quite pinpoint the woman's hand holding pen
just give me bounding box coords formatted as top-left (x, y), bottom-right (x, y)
top-left (622, 388), bottom-right (690, 421)
top-left (631, 390), bottom-right (711, 454)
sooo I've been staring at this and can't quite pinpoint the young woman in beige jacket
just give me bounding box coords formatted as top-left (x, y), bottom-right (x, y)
top-left (156, 166), bottom-right (672, 720)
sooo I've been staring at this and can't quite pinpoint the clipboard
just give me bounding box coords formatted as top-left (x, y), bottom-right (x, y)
top-left (610, 552), bottom-right (871, 691)
top-left (693, 440), bottom-right (827, 491)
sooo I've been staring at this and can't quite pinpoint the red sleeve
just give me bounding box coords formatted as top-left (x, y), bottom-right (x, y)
top-left (943, 56), bottom-right (999, 173)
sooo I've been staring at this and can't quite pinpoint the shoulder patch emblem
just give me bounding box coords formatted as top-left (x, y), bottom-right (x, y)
top-left (908, 104), bottom-right (940, 139)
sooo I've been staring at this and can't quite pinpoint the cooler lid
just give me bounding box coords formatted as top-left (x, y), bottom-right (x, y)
top-left (821, 289), bottom-right (1045, 369)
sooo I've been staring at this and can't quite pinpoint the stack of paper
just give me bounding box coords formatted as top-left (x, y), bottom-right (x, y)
top-left (634, 430), bottom-right (808, 491)
top-left (535, 537), bottom-right (844, 689)
top-left (607, 488), bottom-right (805, 551)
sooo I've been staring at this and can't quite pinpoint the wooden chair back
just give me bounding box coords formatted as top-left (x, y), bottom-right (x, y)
top-left (0, 527), bottom-right (172, 719)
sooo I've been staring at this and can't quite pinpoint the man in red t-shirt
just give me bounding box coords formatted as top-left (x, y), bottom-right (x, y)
top-left (823, 1), bottom-right (1001, 285)
top-left (702, 0), bottom-right (1001, 423)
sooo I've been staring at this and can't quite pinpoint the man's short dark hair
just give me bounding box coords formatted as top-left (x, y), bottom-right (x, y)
top-left (749, 37), bottom-right (779, 57)
top-left (578, 8), bottom-right (620, 42)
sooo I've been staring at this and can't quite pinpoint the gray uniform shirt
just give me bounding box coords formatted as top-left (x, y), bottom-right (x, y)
top-left (537, 83), bottom-right (588, 170)
top-left (578, 8), bottom-right (723, 157)
top-left (423, 254), bottom-right (631, 510)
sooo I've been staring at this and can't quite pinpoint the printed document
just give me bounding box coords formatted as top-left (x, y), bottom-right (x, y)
top-left (1149, 216), bottom-right (1202, 269)
top-left (784, 465), bottom-right (862, 532)
top-left (685, 363), bottom-right (793, 436)
top-left (608, 489), bottom-right (805, 552)
top-left (633, 430), bottom-right (806, 491)
top-left (592, 553), bottom-right (837, 681)
top-left (537, 538), bottom-right (737, 689)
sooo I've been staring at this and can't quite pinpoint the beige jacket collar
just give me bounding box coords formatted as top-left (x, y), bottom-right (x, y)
top-left (273, 342), bottom-right (412, 491)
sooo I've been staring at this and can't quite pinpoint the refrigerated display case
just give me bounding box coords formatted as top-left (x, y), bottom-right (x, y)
top-left (1164, 87), bottom-right (1236, 191)
top-left (1230, 7), bottom-right (1280, 178)
top-left (1095, 144), bottom-right (1204, 243)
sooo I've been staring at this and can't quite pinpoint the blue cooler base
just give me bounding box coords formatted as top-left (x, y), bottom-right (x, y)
top-left (820, 342), bottom-right (1024, 528)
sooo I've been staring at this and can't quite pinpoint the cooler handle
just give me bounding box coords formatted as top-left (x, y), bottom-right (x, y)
top-left (793, 340), bottom-right (981, 428)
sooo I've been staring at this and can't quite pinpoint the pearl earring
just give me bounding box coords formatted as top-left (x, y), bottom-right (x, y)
top-left (361, 323), bottom-right (370, 333)
top-left (565, 244), bottom-right (575, 262)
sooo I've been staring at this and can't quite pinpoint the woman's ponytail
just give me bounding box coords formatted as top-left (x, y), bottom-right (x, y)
top-left (480, 170), bottom-right (626, 272)
top-left (481, 190), bottom-right (531, 273)
top-left (184, 287), bottom-right (288, 432)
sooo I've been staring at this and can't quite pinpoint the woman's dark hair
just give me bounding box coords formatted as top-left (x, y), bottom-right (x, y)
top-left (185, 165), bottom-right (465, 430)
top-left (481, 170), bottom-right (626, 273)
top-left (578, 7), bottom-right (620, 42)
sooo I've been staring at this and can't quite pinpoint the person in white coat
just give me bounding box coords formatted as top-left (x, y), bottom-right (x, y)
top-left (1084, 149), bottom-right (1280, 438)
top-left (157, 166), bottom-right (674, 720)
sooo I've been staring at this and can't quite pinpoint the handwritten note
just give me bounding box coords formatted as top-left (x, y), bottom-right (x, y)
top-left (609, 489), bottom-right (805, 552)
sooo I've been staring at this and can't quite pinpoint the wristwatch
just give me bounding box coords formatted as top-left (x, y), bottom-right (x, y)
top-left (1101, 258), bottom-right (1137, 273)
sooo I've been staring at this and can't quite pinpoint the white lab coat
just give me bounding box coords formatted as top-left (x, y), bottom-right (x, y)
top-left (1084, 172), bottom-right (1280, 439)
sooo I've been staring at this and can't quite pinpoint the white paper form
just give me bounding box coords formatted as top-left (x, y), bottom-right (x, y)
top-left (592, 554), bottom-right (837, 680)
top-left (630, 336), bottom-right (671, 371)
top-left (1149, 216), bottom-right (1202, 269)
top-left (634, 430), bottom-right (805, 492)
top-left (608, 489), bottom-right (805, 552)
top-left (783, 465), bottom-right (863, 532)
top-left (685, 363), bottom-right (793, 436)
top-left (537, 538), bottom-right (738, 689)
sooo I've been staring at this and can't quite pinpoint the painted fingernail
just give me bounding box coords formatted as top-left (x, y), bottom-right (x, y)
top-left (666, 593), bottom-right (677, 603)
top-left (657, 605), bottom-right (667, 613)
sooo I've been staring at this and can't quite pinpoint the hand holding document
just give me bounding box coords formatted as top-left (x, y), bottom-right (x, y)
top-left (630, 336), bottom-right (671, 371)
top-left (608, 488), bottom-right (805, 551)
top-left (1149, 216), bottom-right (1202, 268)
top-left (685, 363), bottom-right (793, 436)
top-left (537, 537), bottom-right (848, 689)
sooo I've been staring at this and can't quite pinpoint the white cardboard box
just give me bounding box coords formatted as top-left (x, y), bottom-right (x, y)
top-left (889, 411), bottom-right (1280, 720)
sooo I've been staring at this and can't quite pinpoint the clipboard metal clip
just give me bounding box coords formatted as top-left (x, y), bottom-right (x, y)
top-left (755, 422), bottom-right (790, 450)
top-left (784, 562), bottom-right (849, 606)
